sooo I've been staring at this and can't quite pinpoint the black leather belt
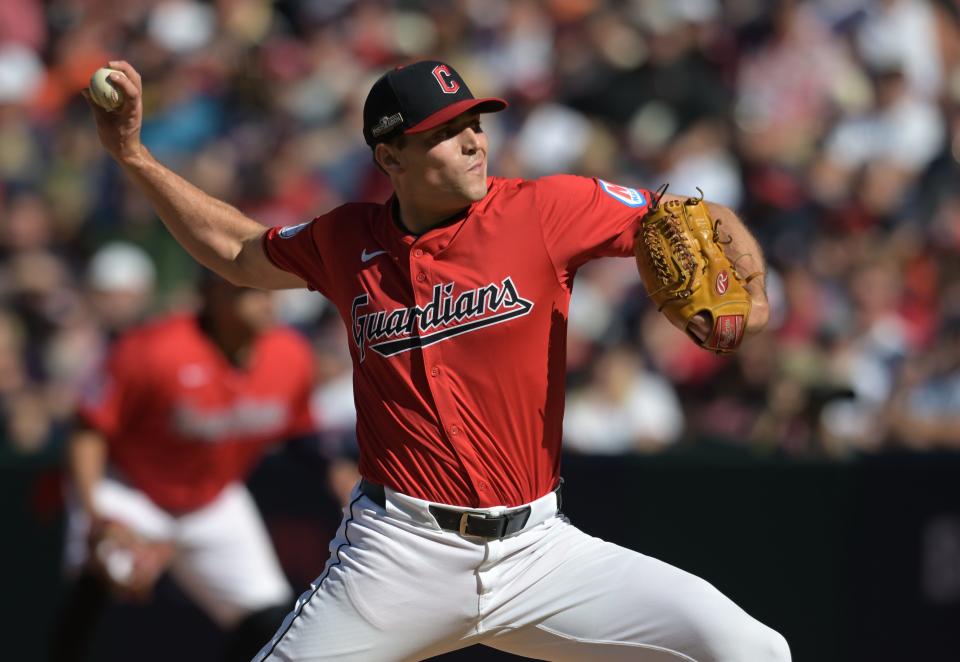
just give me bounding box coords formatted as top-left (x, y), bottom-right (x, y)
top-left (359, 479), bottom-right (562, 540)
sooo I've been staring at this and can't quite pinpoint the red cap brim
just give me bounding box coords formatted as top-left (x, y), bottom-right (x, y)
top-left (404, 97), bottom-right (508, 134)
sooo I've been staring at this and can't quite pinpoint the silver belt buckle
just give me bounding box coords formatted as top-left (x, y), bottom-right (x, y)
top-left (458, 512), bottom-right (471, 536)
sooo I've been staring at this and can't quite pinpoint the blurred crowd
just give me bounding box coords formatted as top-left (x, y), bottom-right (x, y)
top-left (2, 0), bottom-right (960, 465)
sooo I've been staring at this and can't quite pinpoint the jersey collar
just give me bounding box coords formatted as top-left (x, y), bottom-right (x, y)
top-left (373, 178), bottom-right (498, 258)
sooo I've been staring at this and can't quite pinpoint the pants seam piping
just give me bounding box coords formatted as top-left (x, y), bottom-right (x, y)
top-left (257, 493), bottom-right (363, 661)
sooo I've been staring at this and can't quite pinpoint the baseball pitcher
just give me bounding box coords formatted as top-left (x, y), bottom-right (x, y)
top-left (84, 59), bottom-right (788, 661)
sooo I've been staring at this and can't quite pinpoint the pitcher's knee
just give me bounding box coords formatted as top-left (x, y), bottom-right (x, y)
top-left (709, 622), bottom-right (791, 662)
top-left (768, 629), bottom-right (792, 662)
top-left (747, 627), bottom-right (791, 662)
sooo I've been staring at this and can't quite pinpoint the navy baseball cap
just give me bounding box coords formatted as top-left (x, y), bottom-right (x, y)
top-left (363, 60), bottom-right (507, 147)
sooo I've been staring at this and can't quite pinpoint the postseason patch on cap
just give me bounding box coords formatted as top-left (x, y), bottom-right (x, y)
top-left (371, 112), bottom-right (404, 137)
top-left (598, 179), bottom-right (647, 207)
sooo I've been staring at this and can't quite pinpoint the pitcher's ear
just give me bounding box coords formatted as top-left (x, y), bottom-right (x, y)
top-left (375, 143), bottom-right (402, 173)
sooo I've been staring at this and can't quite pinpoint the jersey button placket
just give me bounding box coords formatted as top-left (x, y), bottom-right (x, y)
top-left (411, 247), bottom-right (430, 287)
top-left (410, 243), bottom-right (481, 501)
top-left (411, 245), bottom-right (451, 439)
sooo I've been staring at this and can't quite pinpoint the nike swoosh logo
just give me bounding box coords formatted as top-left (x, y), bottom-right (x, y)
top-left (361, 248), bottom-right (388, 263)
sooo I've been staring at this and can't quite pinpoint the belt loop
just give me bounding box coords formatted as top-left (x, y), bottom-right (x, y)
top-left (360, 479), bottom-right (386, 508)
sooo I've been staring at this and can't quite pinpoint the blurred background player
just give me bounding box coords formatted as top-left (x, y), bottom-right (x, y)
top-left (49, 271), bottom-right (316, 662)
top-left (84, 241), bottom-right (157, 340)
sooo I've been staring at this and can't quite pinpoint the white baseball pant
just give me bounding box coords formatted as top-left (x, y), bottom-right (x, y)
top-left (255, 481), bottom-right (790, 661)
top-left (64, 478), bottom-right (291, 628)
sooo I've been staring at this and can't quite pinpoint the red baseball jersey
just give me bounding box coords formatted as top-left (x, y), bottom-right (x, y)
top-left (264, 175), bottom-right (651, 508)
top-left (79, 314), bottom-right (315, 512)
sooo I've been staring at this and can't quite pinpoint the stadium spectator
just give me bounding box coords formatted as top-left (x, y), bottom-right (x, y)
top-left (0, 0), bottom-right (959, 468)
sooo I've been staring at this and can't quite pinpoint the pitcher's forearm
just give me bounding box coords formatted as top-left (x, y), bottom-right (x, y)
top-left (705, 202), bottom-right (770, 333)
top-left (120, 146), bottom-right (264, 285)
top-left (86, 60), bottom-right (304, 290)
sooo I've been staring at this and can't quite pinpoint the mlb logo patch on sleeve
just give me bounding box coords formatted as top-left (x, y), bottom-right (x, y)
top-left (279, 221), bottom-right (312, 238)
top-left (598, 180), bottom-right (647, 207)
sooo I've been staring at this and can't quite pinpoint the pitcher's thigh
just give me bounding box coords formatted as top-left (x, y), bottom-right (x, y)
top-left (487, 525), bottom-right (790, 662)
top-left (255, 563), bottom-right (414, 662)
top-left (255, 496), bottom-right (481, 662)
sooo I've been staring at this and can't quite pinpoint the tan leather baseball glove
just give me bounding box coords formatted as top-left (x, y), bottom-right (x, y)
top-left (634, 191), bottom-right (752, 353)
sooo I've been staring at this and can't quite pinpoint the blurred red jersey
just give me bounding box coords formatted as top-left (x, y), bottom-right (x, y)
top-left (79, 314), bottom-right (315, 512)
top-left (264, 175), bottom-right (651, 508)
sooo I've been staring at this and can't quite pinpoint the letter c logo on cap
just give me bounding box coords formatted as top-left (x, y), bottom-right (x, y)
top-left (432, 65), bottom-right (460, 94)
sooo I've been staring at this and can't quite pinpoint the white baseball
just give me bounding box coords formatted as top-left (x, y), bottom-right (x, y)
top-left (89, 67), bottom-right (127, 111)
